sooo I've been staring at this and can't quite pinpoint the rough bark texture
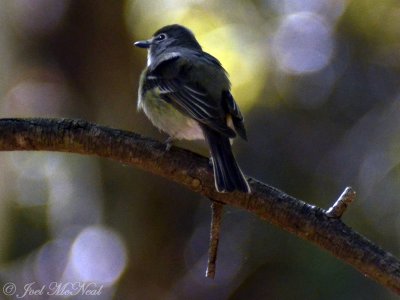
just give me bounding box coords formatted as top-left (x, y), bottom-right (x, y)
top-left (206, 201), bottom-right (224, 279)
top-left (0, 118), bottom-right (399, 294)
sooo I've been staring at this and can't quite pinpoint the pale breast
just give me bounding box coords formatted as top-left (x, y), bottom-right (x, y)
top-left (139, 89), bottom-right (204, 140)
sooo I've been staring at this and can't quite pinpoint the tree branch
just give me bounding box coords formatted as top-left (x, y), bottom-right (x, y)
top-left (0, 118), bottom-right (398, 294)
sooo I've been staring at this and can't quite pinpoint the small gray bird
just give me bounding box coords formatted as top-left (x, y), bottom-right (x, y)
top-left (134, 24), bottom-right (250, 193)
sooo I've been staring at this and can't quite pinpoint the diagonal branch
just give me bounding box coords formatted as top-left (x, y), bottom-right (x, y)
top-left (0, 118), bottom-right (399, 294)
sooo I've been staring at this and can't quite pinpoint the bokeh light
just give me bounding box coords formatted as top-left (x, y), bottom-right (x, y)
top-left (10, 0), bottom-right (70, 37)
top-left (68, 226), bottom-right (127, 285)
top-left (272, 12), bottom-right (334, 74)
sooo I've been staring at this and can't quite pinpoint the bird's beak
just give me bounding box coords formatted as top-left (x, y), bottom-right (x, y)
top-left (134, 39), bottom-right (152, 48)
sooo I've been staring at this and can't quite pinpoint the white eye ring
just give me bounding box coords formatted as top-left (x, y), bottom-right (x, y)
top-left (155, 33), bottom-right (167, 41)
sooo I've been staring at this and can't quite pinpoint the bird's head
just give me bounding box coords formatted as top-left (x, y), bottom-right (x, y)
top-left (134, 24), bottom-right (202, 64)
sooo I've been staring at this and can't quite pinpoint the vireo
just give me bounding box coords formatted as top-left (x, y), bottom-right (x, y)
top-left (134, 24), bottom-right (250, 193)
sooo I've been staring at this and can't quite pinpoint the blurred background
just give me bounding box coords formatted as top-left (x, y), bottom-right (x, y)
top-left (0, 0), bottom-right (399, 299)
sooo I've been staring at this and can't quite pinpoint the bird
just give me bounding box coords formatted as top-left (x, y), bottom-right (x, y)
top-left (134, 24), bottom-right (250, 193)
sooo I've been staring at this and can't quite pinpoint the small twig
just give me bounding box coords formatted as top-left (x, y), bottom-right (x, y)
top-left (205, 201), bottom-right (224, 279)
top-left (326, 187), bottom-right (356, 218)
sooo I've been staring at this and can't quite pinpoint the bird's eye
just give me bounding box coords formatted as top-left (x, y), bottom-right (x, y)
top-left (155, 33), bottom-right (167, 41)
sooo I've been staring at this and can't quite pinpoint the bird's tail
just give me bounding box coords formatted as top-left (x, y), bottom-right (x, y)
top-left (203, 127), bottom-right (251, 193)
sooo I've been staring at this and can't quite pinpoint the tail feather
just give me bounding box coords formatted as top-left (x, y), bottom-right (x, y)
top-left (202, 127), bottom-right (250, 193)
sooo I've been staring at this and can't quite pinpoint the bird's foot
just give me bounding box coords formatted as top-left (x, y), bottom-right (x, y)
top-left (164, 137), bottom-right (174, 151)
top-left (208, 157), bottom-right (214, 168)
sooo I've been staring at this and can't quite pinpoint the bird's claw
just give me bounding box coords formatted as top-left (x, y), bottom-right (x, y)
top-left (164, 137), bottom-right (174, 151)
top-left (208, 157), bottom-right (214, 168)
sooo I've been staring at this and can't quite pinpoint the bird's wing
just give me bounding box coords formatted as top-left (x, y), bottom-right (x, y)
top-left (145, 54), bottom-right (236, 138)
top-left (223, 91), bottom-right (247, 140)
